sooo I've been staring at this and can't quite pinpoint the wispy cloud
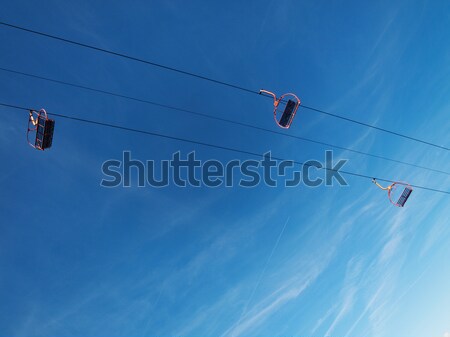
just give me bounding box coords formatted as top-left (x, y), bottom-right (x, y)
top-left (324, 257), bottom-right (363, 336)
top-left (310, 304), bottom-right (337, 335)
top-left (219, 197), bottom-right (361, 337)
top-left (225, 276), bottom-right (313, 337)
top-left (420, 209), bottom-right (450, 257)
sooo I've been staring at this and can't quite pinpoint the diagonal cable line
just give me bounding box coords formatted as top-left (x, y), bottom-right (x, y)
top-left (0, 21), bottom-right (256, 95)
top-left (298, 104), bottom-right (449, 151)
top-left (0, 21), bottom-right (448, 151)
top-left (1, 102), bottom-right (449, 195)
top-left (1, 66), bottom-right (448, 176)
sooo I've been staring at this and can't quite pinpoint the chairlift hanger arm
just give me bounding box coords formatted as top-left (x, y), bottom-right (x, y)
top-left (259, 89), bottom-right (278, 106)
top-left (372, 178), bottom-right (391, 190)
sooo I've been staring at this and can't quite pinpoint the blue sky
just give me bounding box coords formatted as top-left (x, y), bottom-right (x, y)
top-left (1, 0), bottom-right (450, 336)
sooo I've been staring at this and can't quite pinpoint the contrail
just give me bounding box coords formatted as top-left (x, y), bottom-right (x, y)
top-left (229, 216), bottom-right (291, 336)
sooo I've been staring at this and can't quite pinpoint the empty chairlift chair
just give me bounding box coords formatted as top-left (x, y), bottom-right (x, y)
top-left (259, 89), bottom-right (301, 129)
top-left (27, 109), bottom-right (55, 150)
top-left (372, 178), bottom-right (413, 207)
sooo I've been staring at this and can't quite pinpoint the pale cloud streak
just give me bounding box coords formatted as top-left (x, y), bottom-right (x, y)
top-left (324, 257), bottom-right (363, 336)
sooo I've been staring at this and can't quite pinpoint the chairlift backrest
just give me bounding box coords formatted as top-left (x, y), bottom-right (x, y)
top-left (279, 99), bottom-right (297, 127)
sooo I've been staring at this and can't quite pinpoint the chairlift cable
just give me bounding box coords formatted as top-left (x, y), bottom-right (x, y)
top-left (1, 21), bottom-right (448, 151)
top-left (1, 67), bottom-right (448, 176)
top-left (1, 102), bottom-right (448, 195)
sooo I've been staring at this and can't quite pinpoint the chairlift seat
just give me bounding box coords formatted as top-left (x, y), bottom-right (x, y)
top-left (396, 186), bottom-right (412, 207)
